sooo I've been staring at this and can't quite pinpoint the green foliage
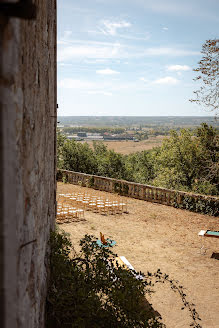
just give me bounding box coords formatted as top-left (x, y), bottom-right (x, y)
top-left (62, 126), bottom-right (126, 135)
top-left (194, 123), bottom-right (219, 193)
top-left (113, 182), bottom-right (122, 194)
top-left (61, 140), bottom-right (98, 174)
top-left (57, 131), bottom-right (67, 169)
top-left (125, 150), bottom-right (156, 184)
top-left (46, 231), bottom-right (202, 328)
top-left (134, 131), bottom-right (149, 140)
top-left (100, 150), bottom-right (127, 179)
top-left (85, 177), bottom-right (95, 188)
top-left (152, 129), bottom-right (202, 190)
top-left (93, 141), bottom-right (128, 179)
top-left (57, 123), bottom-right (219, 203)
top-left (173, 193), bottom-right (219, 216)
top-left (46, 231), bottom-right (163, 328)
top-left (152, 126), bottom-right (219, 196)
top-left (191, 181), bottom-right (218, 197)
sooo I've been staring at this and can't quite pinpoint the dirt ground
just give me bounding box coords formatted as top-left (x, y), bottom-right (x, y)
top-left (82, 136), bottom-right (165, 155)
top-left (57, 182), bottom-right (219, 328)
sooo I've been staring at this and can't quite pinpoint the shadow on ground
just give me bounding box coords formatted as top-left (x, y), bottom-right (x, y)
top-left (211, 252), bottom-right (219, 260)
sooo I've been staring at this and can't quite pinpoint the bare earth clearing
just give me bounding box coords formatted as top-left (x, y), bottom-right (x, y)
top-left (82, 136), bottom-right (165, 154)
top-left (57, 182), bottom-right (219, 328)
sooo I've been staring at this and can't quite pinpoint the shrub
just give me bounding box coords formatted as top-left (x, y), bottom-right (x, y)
top-left (173, 192), bottom-right (219, 216)
top-left (46, 231), bottom-right (202, 328)
top-left (62, 175), bottom-right (68, 184)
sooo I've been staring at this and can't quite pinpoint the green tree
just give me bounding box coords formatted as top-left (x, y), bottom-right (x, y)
top-left (125, 151), bottom-right (155, 184)
top-left (93, 141), bottom-right (108, 157)
top-left (152, 129), bottom-right (202, 191)
top-left (97, 149), bottom-right (127, 180)
top-left (57, 126), bottom-right (218, 195)
top-left (62, 140), bottom-right (98, 174)
top-left (193, 123), bottom-right (219, 194)
top-left (57, 131), bottom-right (67, 169)
top-left (93, 141), bottom-right (128, 179)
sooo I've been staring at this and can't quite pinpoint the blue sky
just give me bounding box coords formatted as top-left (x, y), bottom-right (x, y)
top-left (57, 0), bottom-right (219, 116)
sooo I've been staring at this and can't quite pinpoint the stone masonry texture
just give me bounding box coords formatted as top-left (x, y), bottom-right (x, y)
top-left (0, 1), bottom-right (57, 327)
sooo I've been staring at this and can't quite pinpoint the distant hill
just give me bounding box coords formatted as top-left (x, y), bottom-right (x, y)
top-left (57, 116), bottom-right (218, 128)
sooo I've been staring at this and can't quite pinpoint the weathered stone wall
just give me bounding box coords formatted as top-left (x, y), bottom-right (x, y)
top-left (0, 1), bottom-right (56, 327)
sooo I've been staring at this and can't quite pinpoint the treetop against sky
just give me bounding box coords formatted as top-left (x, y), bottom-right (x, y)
top-left (57, 0), bottom-right (219, 116)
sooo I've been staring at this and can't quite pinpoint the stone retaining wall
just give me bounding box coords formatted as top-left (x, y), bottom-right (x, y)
top-left (57, 170), bottom-right (219, 216)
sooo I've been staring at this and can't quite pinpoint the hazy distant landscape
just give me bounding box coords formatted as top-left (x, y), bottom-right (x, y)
top-left (58, 116), bottom-right (217, 128)
top-left (57, 116), bottom-right (218, 154)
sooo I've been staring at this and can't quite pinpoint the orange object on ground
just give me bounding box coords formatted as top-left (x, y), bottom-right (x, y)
top-left (100, 232), bottom-right (107, 245)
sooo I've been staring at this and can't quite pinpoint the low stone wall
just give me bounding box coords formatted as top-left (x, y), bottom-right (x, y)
top-left (57, 170), bottom-right (219, 216)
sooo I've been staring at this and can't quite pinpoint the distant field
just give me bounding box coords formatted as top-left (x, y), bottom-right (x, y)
top-left (81, 136), bottom-right (165, 155)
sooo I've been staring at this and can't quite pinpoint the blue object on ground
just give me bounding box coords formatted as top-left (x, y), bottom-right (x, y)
top-left (96, 239), bottom-right (116, 248)
top-left (206, 230), bottom-right (219, 237)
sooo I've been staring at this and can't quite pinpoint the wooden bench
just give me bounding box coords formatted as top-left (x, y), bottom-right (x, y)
top-left (198, 230), bottom-right (219, 254)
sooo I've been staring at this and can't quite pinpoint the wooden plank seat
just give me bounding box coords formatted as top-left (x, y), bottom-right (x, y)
top-left (198, 230), bottom-right (219, 254)
top-left (114, 256), bottom-right (144, 280)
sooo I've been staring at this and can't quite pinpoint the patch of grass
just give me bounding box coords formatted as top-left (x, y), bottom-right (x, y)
top-left (150, 213), bottom-right (158, 220)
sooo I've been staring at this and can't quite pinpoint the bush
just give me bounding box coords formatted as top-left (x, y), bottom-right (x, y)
top-left (46, 231), bottom-right (202, 328)
top-left (173, 193), bottom-right (219, 216)
top-left (62, 175), bottom-right (68, 184)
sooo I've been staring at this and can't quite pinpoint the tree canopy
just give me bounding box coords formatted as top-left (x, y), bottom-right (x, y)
top-left (57, 124), bottom-right (219, 196)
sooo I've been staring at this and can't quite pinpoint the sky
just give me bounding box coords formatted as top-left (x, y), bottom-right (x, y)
top-left (57, 0), bottom-right (219, 116)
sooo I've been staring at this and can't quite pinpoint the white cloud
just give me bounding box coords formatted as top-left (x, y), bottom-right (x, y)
top-left (58, 78), bottom-right (114, 95)
top-left (167, 64), bottom-right (191, 71)
top-left (162, 27), bottom-right (168, 31)
top-left (113, 32), bottom-right (151, 41)
top-left (153, 76), bottom-right (179, 85)
top-left (58, 42), bottom-right (199, 62)
top-left (58, 78), bottom-right (147, 94)
top-left (144, 48), bottom-right (199, 56)
top-left (89, 28), bottom-right (151, 41)
top-left (96, 68), bottom-right (120, 75)
top-left (100, 20), bottom-right (131, 36)
top-left (58, 42), bottom-right (122, 61)
top-left (58, 79), bottom-right (96, 89)
top-left (88, 91), bottom-right (113, 96)
top-left (57, 35), bottom-right (200, 62)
